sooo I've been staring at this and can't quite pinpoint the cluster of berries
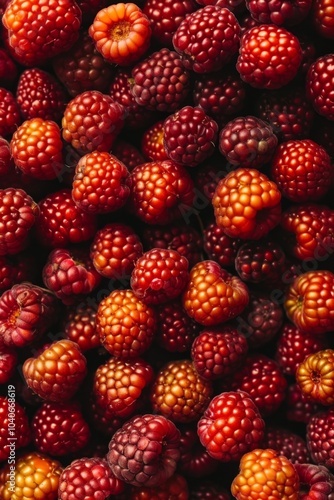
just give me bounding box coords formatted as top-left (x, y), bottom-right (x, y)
top-left (0, 0), bottom-right (334, 498)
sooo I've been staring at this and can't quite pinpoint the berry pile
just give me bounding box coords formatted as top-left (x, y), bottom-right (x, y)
top-left (1, 1), bottom-right (334, 499)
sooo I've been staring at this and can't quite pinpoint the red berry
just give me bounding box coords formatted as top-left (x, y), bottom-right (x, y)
top-left (112, 139), bottom-right (146, 171)
top-left (0, 187), bottom-right (39, 255)
top-left (0, 345), bottom-right (17, 383)
top-left (62, 298), bottom-right (100, 352)
top-left (245, 0), bottom-right (312, 26)
top-left (2, 0), bottom-right (82, 66)
top-left (35, 188), bottom-right (98, 248)
top-left (203, 220), bottom-right (242, 268)
top-left (141, 120), bottom-right (168, 162)
top-left (178, 426), bottom-right (219, 479)
top-left (22, 339), bottom-right (87, 402)
top-left (172, 5), bottom-right (241, 73)
top-left (130, 248), bottom-right (189, 305)
top-left (271, 139), bottom-right (333, 203)
top-left (96, 288), bottom-right (157, 358)
top-left (0, 87), bottom-right (21, 138)
top-left (191, 326), bottom-right (248, 380)
top-left (296, 349), bottom-right (334, 406)
top-left (0, 395), bottom-right (31, 461)
top-left (10, 117), bottom-right (64, 180)
top-left (16, 68), bottom-right (67, 123)
top-left (264, 426), bottom-right (311, 464)
top-left (131, 48), bottom-right (191, 113)
top-left (89, 2), bottom-right (152, 66)
top-left (163, 106), bottom-right (218, 167)
top-left (59, 457), bottom-right (124, 499)
top-left (62, 90), bottom-right (125, 153)
top-left (107, 413), bottom-right (181, 487)
top-left (313, 0), bottom-right (334, 39)
top-left (42, 247), bottom-right (102, 305)
top-left (306, 54), bottom-right (334, 120)
top-left (182, 259), bottom-right (249, 326)
top-left (294, 463), bottom-right (334, 500)
top-left (212, 167), bottom-right (282, 240)
top-left (307, 408), bottom-right (334, 470)
top-left (236, 24), bottom-right (302, 89)
top-left (197, 390), bottom-right (265, 461)
top-left (71, 151), bottom-right (130, 214)
top-left (31, 401), bottom-right (91, 456)
top-left (90, 222), bottom-right (143, 280)
top-left (127, 160), bottom-right (195, 225)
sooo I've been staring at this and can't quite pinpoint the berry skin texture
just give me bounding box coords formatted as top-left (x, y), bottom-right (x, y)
top-left (313, 0), bottom-right (334, 38)
top-left (284, 270), bottom-right (334, 335)
top-left (131, 48), bottom-right (191, 113)
top-left (62, 90), bottom-right (125, 153)
top-left (89, 3), bottom-right (152, 66)
top-left (296, 349), bottom-right (334, 406)
top-left (191, 327), bottom-right (249, 380)
top-left (306, 54), bottom-right (334, 121)
top-left (96, 289), bottom-right (157, 359)
top-left (22, 339), bottom-right (87, 402)
top-left (62, 298), bottom-right (99, 352)
top-left (90, 222), bottom-right (143, 280)
top-left (236, 24), bottom-right (302, 89)
top-left (271, 139), bottom-right (333, 203)
top-left (306, 408), bottom-right (334, 470)
top-left (58, 457), bottom-right (124, 500)
top-left (231, 448), bottom-right (300, 500)
top-left (245, 0), bottom-right (312, 26)
top-left (2, 0), bottom-right (82, 67)
top-left (212, 167), bottom-right (282, 240)
top-left (172, 5), bottom-right (241, 73)
top-left (150, 359), bottom-right (213, 423)
top-left (31, 401), bottom-right (91, 456)
top-left (10, 117), bottom-right (64, 181)
top-left (0, 451), bottom-right (63, 500)
top-left (71, 151), bottom-right (130, 214)
top-left (35, 188), bottom-right (98, 248)
top-left (219, 115), bottom-right (278, 169)
top-left (294, 463), bottom-right (334, 500)
top-left (42, 247), bottom-right (102, 305)
top-left (93, 357), bottom-right (154, 419)
top-left (163, 106), bottom-right (218, 167)
top-left (127, 160), bottom-right (195, 225)
top-left (0, 187), bottom-right (39, 255)
top-left (197, 391), bottom-right (265, 462)
top-left (182, 259), bottom-right (249, 326)
top-left (130, 248), bottom-right (189, 305)
top-left (0, 87), bottom-right (21, 138)
top-left (107, 413), bottom-right (181, 487)
top-left (264, 427), bottom-right (311, 465)
top-left (15, 68), bottom-right (67, 123)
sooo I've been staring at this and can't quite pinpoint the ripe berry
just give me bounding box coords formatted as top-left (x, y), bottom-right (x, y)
top-left (264, 427), bottom-right (311, 464)
top-left (62, 298), bottom-right (100, 352)
top-left (231, 448), bottom-right (300, 500)
top-left (62, 90), bottom-right (125, 153)
top-left (0, 87), bottom-right (21, 138)
top-left (285, 382), bottom-right (324, 425)
top-left (163, 106), bottom-right (218, 167)
top-left (23, 339), bottom-right (87, 402)
top-left (191, 326), bottom-right (248, 380)
top-left (236, 24), bottom-right (302, 89)
top-left (107, 413), bottom-right (181, 487)
top-left (96, 288), bottom-right (157, 358)
top-left (0, 451), bottom-right (63, 500)
top-left (306, 408), bottom-right (334, 470)
top-left (284, 270), bottom-right (334, 335)
top-left (150, 359), bottom-right (213, 423)
top-left (58, 457), bottom-right (124, 500)
top-left (0, 345), bottom-right (17, 383)
top-left (172, 5), bottom-right (241, 73)
top-left (218, 115), bottom-right (278, 169)
top-left (2, 0), bottom-right (82, 66)
top-left (10, 117), bottom-right (64, 180)
top-left (0, 396), bottom-right (31, 461)
top-left (178, 427), bottom-right (219, 479)
top-left (71, 151), bottom-right (130, 214)
top-left (143, 0), bottom-right (197, 47)
top-left (15, 68), bottom-right (67, 123)
top-left (197, 391), bottom-right (265, 462)
top-left (313, 0), bottom-right (334, 38)
top-left (296, 349), bottom-right (334, 406)
top-left (203, 221), bottom-right (242, 268)
top-left (306, 54), bottom-right (334, 121)
top-left (212, 167), bottom-right (282, 240)
top-left (31, 401), bottom-right (91, 456)
top-left (271, 139), bottom-right (333, 203)
top-left (131, 48), bottom-right (191, 113)
top-left (127, 160), bottom-right (195, 225)
top-left (89, 2), bottom-right (152, 66)
top-left (141, 120), bottom-right (168, 162)
top-left (245, 0), bottom-right (312, 26)
top-left (0, 187), bottom-right (39, 255)
top-left (90, 222), bottom-right (143, 280)
top-left (130, 248), bottom-right (190, 305)
top-left (35, 188), bottom-right (98, 248)
top-left (294, 463), bottom-right (334, 500)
